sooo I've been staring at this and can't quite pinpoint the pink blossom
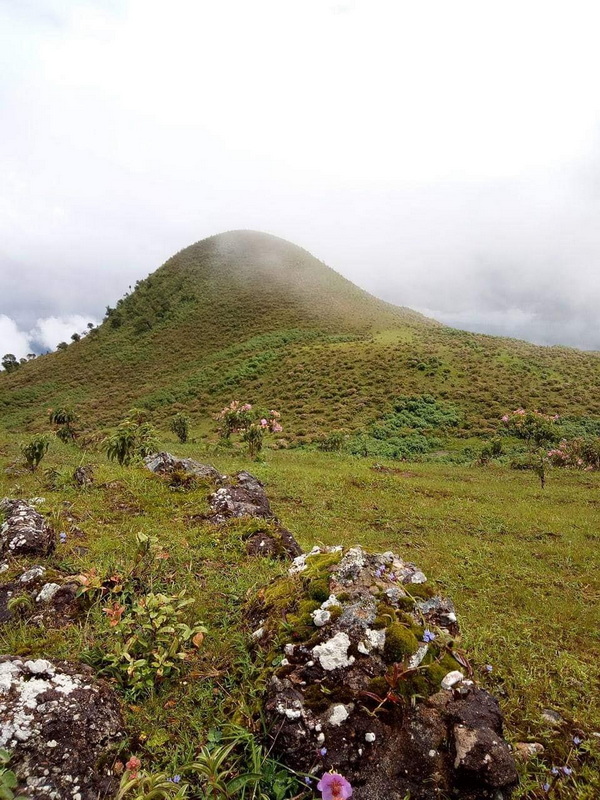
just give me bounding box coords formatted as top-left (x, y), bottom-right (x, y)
top-left (317, 772), bottom-right (353, 800)
top-left (260, 418), bottom-right (268, 428)
top-left (501, 415), bottom-right (509, 422)
top-left (272, 422), bottom-right (283, 433)
top-left (241, 403), bottom-right (252, 411)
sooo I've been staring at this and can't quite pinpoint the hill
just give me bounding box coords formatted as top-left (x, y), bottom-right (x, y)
top-left (2, 230), bottom-right (600, 443)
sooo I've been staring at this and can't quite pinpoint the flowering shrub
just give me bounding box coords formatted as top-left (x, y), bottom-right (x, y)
top-left (547, 437), bottom-right (600, 470)
top-left (501, 409), bottom-right (560, 449)
top-left (216, 401), bottom-right (282, 458)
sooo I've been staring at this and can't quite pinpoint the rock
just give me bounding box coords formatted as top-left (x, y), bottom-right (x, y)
top-left (209, 471), bottom-right (302, 559)
top-left (0, 500), bottom-right (55, 557)
top-left (73, 465), bottom-right (94, 487)
top-left (209, 471), bottom-right (273, 521)
top-left (513, 742), bottom-right (545, 760)
top-left (248, 545), bottom-right (517, 800)
top-left (144, 452), bottom-right (221, 482)
top-left (0, 656), bottom-right (124, 799)
top-left (541, 708), bottom-right (565, 726)
top-left (0, 567), bottom-right (79, 627)
top-left (441, 670), bottom-right (465, 690)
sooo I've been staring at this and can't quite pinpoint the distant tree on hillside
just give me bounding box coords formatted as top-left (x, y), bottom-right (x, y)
top-left (56, 342), bottom-right (68, 351)
top-left (1, 353), bottom-right (19, 373)
top-left (170, 413), bottom-right (190, 443)
top-left (71, 332), bottom-right (81, 342)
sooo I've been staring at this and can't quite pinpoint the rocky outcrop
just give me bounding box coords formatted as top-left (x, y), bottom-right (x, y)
top-left (144, 452), bottom-right (222, 483)
top-left (209, 472), bottom-right (302, 558)
top-left (0, 657), bottom-right (124, 799)
top-left (248, 545), bottom-right (517, 800)
top-left (0, 499), bottom-right (55, 557)
top-left (0, 564), bottom-right (79, 627)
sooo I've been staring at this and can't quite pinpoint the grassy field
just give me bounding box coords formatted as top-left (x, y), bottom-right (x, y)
top-left (1, 431), bottom-right (598, 799)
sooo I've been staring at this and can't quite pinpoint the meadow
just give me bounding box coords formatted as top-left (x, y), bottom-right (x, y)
top-left (1, 429), bottom-right (598, 799)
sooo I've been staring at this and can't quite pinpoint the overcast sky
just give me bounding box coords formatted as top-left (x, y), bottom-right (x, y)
top-left (2, 0), bottom-right (600, 357)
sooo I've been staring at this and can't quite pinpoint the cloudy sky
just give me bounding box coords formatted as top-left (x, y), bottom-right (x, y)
top-left (2, 0), bottom-right (600, 356)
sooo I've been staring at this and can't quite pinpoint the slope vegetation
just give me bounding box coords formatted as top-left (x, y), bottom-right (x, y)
top-left (1, 230), bottom-right (599, 440)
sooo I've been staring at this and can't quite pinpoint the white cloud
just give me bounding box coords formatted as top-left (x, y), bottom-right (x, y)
top-left (30, 315), bottom-right (96, 351)
top-left (0, 315), bottom-right (31, 359)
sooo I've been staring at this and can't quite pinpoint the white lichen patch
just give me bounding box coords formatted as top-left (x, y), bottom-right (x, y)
top-left (276, 701), bottom-right (303, 721)
top-left (312, 632), bottom-right (354, 671)
top-left (311, 609), bottom-right (331, 627)
top-left (408, 644), bottom-right (428, 669)
top-left (441, 670), bottom-right (465, 690)
top-left (35, 583), bottom-right (61, 603)
top-left (365, 732), bottom-right (376, 743)
top-left (289, 546), bottom-right (342, 576)
top-left (328, 704), bottom-right (350, 727)
top-left (19, 566), bottom-right (46, 584)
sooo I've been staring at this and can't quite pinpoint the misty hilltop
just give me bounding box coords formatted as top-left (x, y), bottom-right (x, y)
top-left (1, 230), bottom-right (599, 440)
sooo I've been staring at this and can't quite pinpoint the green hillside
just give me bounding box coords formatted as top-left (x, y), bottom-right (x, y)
top-left (2, 230), bottom-right (600, 443)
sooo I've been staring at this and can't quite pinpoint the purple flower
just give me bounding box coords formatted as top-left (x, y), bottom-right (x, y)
top-left (320, 747), bottom-right (327, 756)
top-left (59, 532), bottom-right (67, 543)
top-left (542, 783), bottom-right (550, 792)
top-left (551, 767), bottom-right (559, 776)
top-left (317, 772), bottom-right (353, 800)
top-left (171, 775), bottom-right (181, 783)
top-left (562, 766), bottom-right (573, 776)
top-left (484, 664), bottom-right (493, 672)
top-left (304, 777), bottom-right (312, 785)
top-left (423, 630), bottom-right (436, 643)
top-left (388, 572), bottom-right (396, 581)
top-left (573, 736), bottom-right (582, 745)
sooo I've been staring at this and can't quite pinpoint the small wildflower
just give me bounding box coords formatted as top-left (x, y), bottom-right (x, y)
top-left (542, 783), bottom-right (550, 792)
top-left (171, 775), bottom-right (181, 783)
top-left (551, 767), bottom-right (559, 776)
top-left (317, 772), bottom-right (353, 800)
top-left (320, 747), bottom-right (327, 756)
top-left (125, 757), bottom-right (141, 779)
top-left (573, 736), bottom-right (582, 745)
top-left (59, 532), bottom-right (67, 543)
top-left (562, 766), bottom-right (573, 776)
top-left (304, 776), bottom-right (312, 785)
top-left (388, 572), bottom-right (396, 581)
top-left (484, 664), bottom-right (493, 672)
top-left (423, 630), bottom-right (436, 643)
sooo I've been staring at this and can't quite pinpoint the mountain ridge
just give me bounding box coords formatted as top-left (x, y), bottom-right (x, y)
top-left (1, 230), bottom-right (599, 438)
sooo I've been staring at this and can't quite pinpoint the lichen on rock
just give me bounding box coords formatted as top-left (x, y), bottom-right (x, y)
top-left (0, 657), bottom-right (124, 799)
top-left (247, 544), bottom-right (517, 800)
top-left (0, 499), bottom-right (55, 557)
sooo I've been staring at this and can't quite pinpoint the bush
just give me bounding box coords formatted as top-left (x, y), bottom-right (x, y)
top-left (318, 431), bottom-right (346, 452)
top-left (87, 590), bottom-right (206, 698)
top-left (106, 410), bottom-right (158, 466)
top-left (170, 412), bottom-right (190, 444)
top-left (20, 435), bottom-right (50, 471)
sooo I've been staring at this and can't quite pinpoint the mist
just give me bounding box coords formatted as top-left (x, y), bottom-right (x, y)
top-left (2, 0), bottom-right (600, 357)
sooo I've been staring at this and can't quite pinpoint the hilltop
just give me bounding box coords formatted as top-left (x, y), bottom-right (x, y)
top-left (2, 230), bottom-right (600, 443)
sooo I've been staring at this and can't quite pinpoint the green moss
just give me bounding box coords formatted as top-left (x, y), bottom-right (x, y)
top-left (366, 677), bottom-right (389, 697)
top-left (406, 582), bottom-right (435, 599)
top-left (383, 623), bottom-right (419, 662)
top-left (303, 551), bottom-right (342, 580)
top-left (396, 595), bottom-right (416, 611)
top-left (336, 591), bottom-right (351, 602)
top-left (303, 684), bottom-right (330, 713)
top-left (308, 579), bottom-right (330, 603)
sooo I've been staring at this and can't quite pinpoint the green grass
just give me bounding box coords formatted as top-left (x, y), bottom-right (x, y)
top-left (0, 431), bottom-right (598, 798)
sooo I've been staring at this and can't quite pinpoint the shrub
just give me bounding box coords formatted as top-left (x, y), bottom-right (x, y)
top-left (49, 407), bottom-right (78, 443)
top-left (88, 590), bottom-right (206, 698)
top-left (1, 354), bottom-right (19, 373)
top-left (20, 435), bottom-right (50, 471)
top-left (318, 431), bottom-right (346, 452)
top-left (106, 410), bottom-right (158, 466)
top-left (170, 412), bottom-right (190, 443)
top-left (216, 402), bottom-right (282, 458)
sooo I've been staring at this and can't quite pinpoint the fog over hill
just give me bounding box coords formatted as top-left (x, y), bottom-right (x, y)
top-left (2, 1), bottom-right (600, 355)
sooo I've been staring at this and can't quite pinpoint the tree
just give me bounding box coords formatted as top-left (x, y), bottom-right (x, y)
top-left (1, 354), bottom-right (19, 373)
top-left (71, 332), bottom-right (81, 342)
top-left (49, 407), bottom-right (78, 443)
top-left (56, 342), bottom-right (68, 352)
top-left (20, 435), bottom-right (50, 471)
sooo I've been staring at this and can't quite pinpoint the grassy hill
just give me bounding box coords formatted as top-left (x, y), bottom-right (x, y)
top-left (2, 229), bottom-right (600, 446)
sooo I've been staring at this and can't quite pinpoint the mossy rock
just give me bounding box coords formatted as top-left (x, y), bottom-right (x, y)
top-left (384, 623), bottom-right (420, 662)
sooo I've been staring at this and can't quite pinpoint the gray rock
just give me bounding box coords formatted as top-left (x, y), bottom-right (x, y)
top-left (144, 452), bottom-right (221, 482)
top-left (0, 500), bottom-right (55, 557)
top-left (541, 708), bottom-right (565, 726)
top-left (0, 657), bottom-right (124, 799)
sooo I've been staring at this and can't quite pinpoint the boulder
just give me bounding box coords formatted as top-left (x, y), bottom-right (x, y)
top-left (0, 657), bottom-right (124, 799)
top-left (0, 499), bottom-right (55, 557)
top-left (209, 472), bottom-right (302, 558)
top-left (248, 545), bottom-right (517, 800)
top-left (0, 565), bottom-right (80, 627)
top-left (144, 452), bottom-right (221, 483)
top-left (209, 471), bottom-right (273, 521)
